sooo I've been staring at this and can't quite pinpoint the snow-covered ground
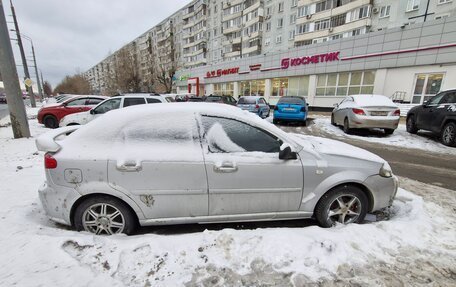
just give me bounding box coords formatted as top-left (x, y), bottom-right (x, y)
top-left (311, 117), bottom-right (456, 155)
top-left (0, 113), bottom-right (455, 286)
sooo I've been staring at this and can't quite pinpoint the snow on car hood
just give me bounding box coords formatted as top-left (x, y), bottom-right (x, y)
top-left (290, 133), bottom-right (385, 164)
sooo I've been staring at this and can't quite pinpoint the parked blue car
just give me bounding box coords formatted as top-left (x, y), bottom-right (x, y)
top-left (273, 96), bottom-right (308, 125)
top-left (237, 96), bottom-right (270, 118)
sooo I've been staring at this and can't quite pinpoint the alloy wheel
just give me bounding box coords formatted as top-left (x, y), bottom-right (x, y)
top-left (82, 203), bottom-right (125, 235)
top-left (327, 194), bottom-right (362, 224)
top-left (442, 124), bottom-right (455, 145)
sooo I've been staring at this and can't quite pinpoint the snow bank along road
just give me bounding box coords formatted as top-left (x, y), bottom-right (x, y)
top-left (0, 113), bottom-right (455, 285)
top-left (277, 117), bottom-right (456, 190)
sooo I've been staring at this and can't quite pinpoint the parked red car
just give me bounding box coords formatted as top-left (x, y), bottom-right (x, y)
top-left (38, 95), bottom-right (107, 128)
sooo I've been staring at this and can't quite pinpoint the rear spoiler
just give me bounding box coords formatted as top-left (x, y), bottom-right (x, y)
top-left (36, 125), bottom-right (81, 152)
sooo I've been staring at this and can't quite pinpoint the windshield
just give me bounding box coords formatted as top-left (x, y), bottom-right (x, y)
top-left (206, 96), bottom-right (222, 102)
top-left (278, 97), bottom-right (306, 105)
top-left (238, 97), bottom-right (257, 104)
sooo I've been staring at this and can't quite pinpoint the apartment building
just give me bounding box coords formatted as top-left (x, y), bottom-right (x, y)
top-left (84, 0), bottom-right (456, 95)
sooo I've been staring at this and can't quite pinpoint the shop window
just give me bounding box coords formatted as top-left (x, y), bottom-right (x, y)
top-left (288, 76), bottom-right (309, 97)
top-left (316, 71), bottom-right (375, 97)
top-left (412, 73), bottom-right (444, 104)
top-left (214, 82), bottom-right (234, 97)
top-left (240, 80), bottom-right (265, 97)
top-left (272, 78), bottom-right (289, 97)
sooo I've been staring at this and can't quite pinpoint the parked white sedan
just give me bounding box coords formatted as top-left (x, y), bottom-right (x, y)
top-left (36, 103), bottom-right (398, 235)
top-left (59, 94), bottom-right (168, 126)
top-left (332, 95), bottom-right (401, 135)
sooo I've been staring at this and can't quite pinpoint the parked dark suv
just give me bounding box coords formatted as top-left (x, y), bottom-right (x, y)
top-left (406, 89), bottom-right (456, 147)
top-left (205, 95), bottom-right (237, 105)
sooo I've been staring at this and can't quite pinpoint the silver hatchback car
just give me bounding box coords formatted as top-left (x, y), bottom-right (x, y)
top-left (332, 94), bottom-right (401, 135)
top-left (36, 103), bottom-right (397, 235)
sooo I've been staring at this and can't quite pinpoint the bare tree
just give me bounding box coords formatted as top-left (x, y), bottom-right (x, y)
top-left (155, 64), bottom-right (175, 93)
top-left (105, 46), bottom-right (141, 95)
top-left (54, 74), bottom-right (91, 95)
top-left (42, 81), bottom-right (52, 96)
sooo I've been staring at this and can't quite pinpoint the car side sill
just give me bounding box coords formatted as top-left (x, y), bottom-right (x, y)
top-left (139, 211), bottom-right (314, 226)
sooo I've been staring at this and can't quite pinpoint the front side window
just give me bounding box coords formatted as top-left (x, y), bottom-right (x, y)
top-left (86, 98), bottom-right (104, 105)
top-left (441, 92), bottom-right (456, 104)
top-left (93, 98), bottom-right (121, 114)
top-left (428, 93), bottom-right (446, 105)
top-left (123, 97), bottom-right (146, 107)
top-left (201, 116), bottom-right (281, 153)
top-left (66, 98), bottom-right (87, 107)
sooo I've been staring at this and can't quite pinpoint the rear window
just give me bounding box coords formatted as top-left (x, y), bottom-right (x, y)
top-left (206, 96), bottom-right (222, 102)
top-left (238, 97), bottom-right (257, 104)
top-left (278, 97), bottom-right (306, 105)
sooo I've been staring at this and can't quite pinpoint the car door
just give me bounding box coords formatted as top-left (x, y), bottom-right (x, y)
top-left (107, 112), bottom-right (208, 219)
top-left (62, 98), bottom-right (88, 118)
top-left (333, 97), bottom-right (349, 125)
top-left (258, 98), bottom-right (270, 116)
top-left (88, 97), bottom-right (122, 123)
top-left (430, 91), bottom-right (456, 132)
top-left (416, 92), bottom-right (446, 130)
top-left (200, 115), bottom-right (304, 216)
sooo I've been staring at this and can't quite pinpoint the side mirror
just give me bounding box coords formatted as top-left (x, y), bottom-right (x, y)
top-left (279, 146), bottom-right (297, 160)
top-left (423, 100), bottom-right (429, 107)
top-left (333, 103), bottom-right (339, 107)
top-left (90, 109), bottom-right (95, 115)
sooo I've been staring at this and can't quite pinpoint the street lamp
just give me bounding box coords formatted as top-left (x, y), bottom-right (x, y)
top-left (10, 30), bottom-right (43, 100)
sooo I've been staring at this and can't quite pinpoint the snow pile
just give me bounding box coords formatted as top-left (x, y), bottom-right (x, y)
top-left (0, 114), bottom-right (455, 285)
top-left (313, 117), bottom-right (456, 155)
top-left (0, 104), bottom-right (41, 127)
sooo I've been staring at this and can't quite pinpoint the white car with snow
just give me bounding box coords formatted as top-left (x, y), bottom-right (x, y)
top-left (59, 94), bottom-right (168, 126)
top-left (36, 103), bottom-right (398, 235)
top-left (332, 95), bottom-right (401, 135)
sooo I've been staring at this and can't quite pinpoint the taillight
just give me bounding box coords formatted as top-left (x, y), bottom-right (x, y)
top-left (393, 109), bottom-right (401, 116)
top-left (300, 107), bottom-right (306, 112)
top-left (44, 153), bottom-right (57, 169)
top-left (352, 108), bottom-right (366, 115)
top-left (255, 104), bottom-right (260, 109)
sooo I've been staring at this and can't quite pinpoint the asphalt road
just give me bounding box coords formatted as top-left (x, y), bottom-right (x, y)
top-left (279, 118), bottom-right (456, 191)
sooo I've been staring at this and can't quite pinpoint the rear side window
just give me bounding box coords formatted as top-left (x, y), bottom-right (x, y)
top-left (238, 97), bottom-right (257, 104)
top-left (201, 116), bottom-right (281, 153)
top-left (123, 97), bottom-right (146, 107)
top-left (147, 98), bottom-right (162, 104)
top-left (86, 98), bottom-right (104, 105)
top-left (441, 92), bottom-right (456, 104)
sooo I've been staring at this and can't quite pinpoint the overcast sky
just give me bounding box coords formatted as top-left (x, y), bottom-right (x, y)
top-left (4, 0), bottom-right (189, 87)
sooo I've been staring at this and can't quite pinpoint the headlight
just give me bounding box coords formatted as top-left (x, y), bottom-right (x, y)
top-left (379, 162), bottom-right (393, 178)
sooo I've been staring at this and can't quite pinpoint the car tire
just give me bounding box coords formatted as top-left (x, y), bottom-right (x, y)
top-left (441, 122), bottom-right (456, 147)
top-left (331, 114), bottom-right (336, 126)
top-left (343, 118), bottom-right (351, 134)
top-left (314, 185), bottom-right (368, 228)
top-left (74, 195), bottom-right (138, 235)
top-left (273, 119), bottom-right (278, 125)
top-left (384, 128), bottom-right (395, 135)
top-left (43, 115), bottom-right (58, 129)
top-left (406, 115), bottom-right (418, 134)
top-left (301, 120), bottom-right (307, 126)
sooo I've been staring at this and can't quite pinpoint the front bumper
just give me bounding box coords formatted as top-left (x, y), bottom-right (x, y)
top-left (363, 174), bottom-right (399, 211)
top-left (350, 114), bottom-right (400, 129)
top-left (38, 181), bottom-right (82, 226)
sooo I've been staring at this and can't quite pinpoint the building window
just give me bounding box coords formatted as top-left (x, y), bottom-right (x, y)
top-left (292, 0), bottom-right (298, 8)
top-left (278, 2), bottom-right (284, 12)
top-left (316, 0), bottom-right (332, 13)
top-left (266, 7), bottom-right (272, 16)
top-left (315, 19), bottom-right (330, 31)
top-left (331, 14), bottom-right (346, 27)
top-left (276, 35), bottom-right (282, 43)
top-left (297, 6), bottom-right (310, 18)
top-left (277, 18), bottom-right (284, 28)
top-left (406, 0), bottom-right (420, 11)
top-left (352, 28), bottom-right (362, 36)
top-left (214, 82), bottom-right (234, 97)
top-left (265, 37), bottom-right (271, 46)
top-left (358, 6), bottom-right (370, 19)
top-left (290, 14), bottom-right (297, 24)
top-left (435, 14), bottom-right (450, 19)
top-left (296, 23), bottom-right (310, 34)
top-left (316, 71), bottom-right (375, 97)
top-left (240, 80), bottom-right (265, 97)
top-left (438, 0), bottom-right (452, 3)
top-left (288, 76), bottom-right (309, 97)
top-left (266, 22), bottom-right (271, 31)
top-left (380, 5), bottom-right (391, 18)
top-left (412, 73), bottom-right (444, 104)
top-left (272, 78), bottom-right (289, 97)
top-left (289, 30), bottom-right (295, 40)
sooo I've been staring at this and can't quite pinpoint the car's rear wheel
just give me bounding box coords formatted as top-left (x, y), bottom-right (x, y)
top-left (406, 115), bottom-right (418, 134)
top-left (43, 115), bottom-right (58, 129)
top-left (315, 185), bottom-right (368, 228)
top-left (343, 118), bottom-right (351, 134)
top-left (441, 122), bottom-right (456, 147)
top-left (301, 119), bottom-right (307, 126)
top-left (74, 195), bottom-right (137, 235)
top-left (384, 128), bottom-right (395, 135)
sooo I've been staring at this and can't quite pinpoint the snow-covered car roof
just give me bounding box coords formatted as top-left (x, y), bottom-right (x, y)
top-left (351, 94), bottom-right (397, 108)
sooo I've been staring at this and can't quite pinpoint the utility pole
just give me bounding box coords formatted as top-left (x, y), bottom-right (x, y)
top-left (10, 0), bottom-right (36, 107)
top-left (30, 40), bottom-right (43, 100)
top-left (40, 70), bottom-right (45, 96)
top-left (0, 0), bottom-right (30, 138)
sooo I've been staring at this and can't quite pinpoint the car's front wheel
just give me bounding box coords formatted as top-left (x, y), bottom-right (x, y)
top-left (314, 185), bottom-right (368, 228)
top-left (74, 195), bottom-right (137, 235)
top-left (406, 115), bottom-right (418, 134)
top-left (441, 122), bottom-right (456, 147)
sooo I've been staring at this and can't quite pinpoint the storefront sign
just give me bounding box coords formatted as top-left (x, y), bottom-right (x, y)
top-left (281, 51), bottom-right (340, 69)
top-left (206, 67), bottom-right (239, 78)
top-left (178, 74), bottom-right (192, 81)
top-left (249, 64), bottom-right (262, 71)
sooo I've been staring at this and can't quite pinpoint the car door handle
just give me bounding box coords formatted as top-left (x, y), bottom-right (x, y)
top-left (117, 163), bottom-right (142, 172)
top-left (214, 162), bottom-right (238, 173)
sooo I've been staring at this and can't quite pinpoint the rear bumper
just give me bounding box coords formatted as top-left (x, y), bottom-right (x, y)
top-left (38, 180), bottom-right (81, 226)
top-left (350, 115), bottom-right (399, 129)
top-left (274, 111), bottom-right (307, 121)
